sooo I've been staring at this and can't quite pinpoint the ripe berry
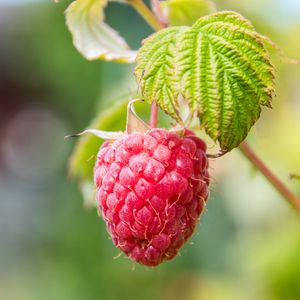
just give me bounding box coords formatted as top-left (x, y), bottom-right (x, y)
top-left (94, 128), bottom-right (209, 266)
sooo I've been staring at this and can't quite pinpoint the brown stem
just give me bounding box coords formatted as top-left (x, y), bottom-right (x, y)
top-left (150, 102), bottom-right (158, 128)
top-left (239, 142), bottom-right (300, 213)
top-left (128, 0), bottom-right (165, 31)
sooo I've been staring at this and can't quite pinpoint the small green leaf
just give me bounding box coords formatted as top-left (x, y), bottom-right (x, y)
top-left (135, 11), bottom-right (276, 152)
top-left (161, 0), bottom-right (216, 26)
top-left (65, 0), bottom-right (136, 63)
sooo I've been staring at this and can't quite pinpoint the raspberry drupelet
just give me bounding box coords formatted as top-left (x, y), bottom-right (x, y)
top-left (94, 128), bottom-right (209, 266)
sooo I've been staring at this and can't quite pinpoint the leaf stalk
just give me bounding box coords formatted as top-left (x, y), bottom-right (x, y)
top-left (128, 0), bottom-right (165, 31)
top-left (150, 102), bottom-right (158, 128)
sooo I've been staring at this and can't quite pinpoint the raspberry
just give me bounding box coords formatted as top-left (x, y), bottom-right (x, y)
top-left (94, 128), bottom-right (209, 266)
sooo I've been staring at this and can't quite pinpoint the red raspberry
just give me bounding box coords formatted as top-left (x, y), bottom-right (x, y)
top-left (94, 129), bottom-right (209, 266)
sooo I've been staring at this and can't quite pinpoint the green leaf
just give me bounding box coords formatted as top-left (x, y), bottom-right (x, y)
top-left (65, 0), bottom-right (137, 63)
top-left (161, 0), bottom-right (216, 26)
top-left (135, 11), bottom-right (275, 152)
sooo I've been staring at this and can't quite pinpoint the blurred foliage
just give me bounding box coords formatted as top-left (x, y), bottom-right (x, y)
top-left (161, 0), bottom-right (216, 26)
top-left (65, 0), bottom-right (137, 62)
top-left (0, 1), bottom-right (300, 300)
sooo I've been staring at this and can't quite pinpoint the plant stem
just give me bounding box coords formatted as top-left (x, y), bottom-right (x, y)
top-left (128, 0), bottom-right (165, 31)
top-left (150, 102), bottom-right (158, 128)
top-left (239, 142), bottom-right (300, 213)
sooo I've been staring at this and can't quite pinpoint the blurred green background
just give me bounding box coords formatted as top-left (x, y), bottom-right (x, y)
top-left (0, 1), bottom-right (300, 299)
